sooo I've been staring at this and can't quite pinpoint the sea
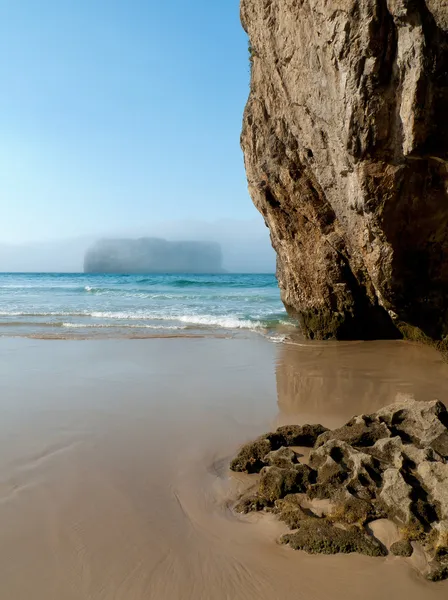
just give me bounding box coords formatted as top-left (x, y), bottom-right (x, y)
top-left (0, 273), bottom-right (294, 340)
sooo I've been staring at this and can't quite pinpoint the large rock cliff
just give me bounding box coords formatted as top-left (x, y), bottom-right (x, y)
top-left (241, 0), bottom-right (448, 340)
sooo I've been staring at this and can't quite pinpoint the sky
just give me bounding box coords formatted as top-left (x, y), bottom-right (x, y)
top-left (0, 0), bottom-right (269, 262)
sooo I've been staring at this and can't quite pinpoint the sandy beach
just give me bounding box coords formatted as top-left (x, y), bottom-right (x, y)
top-left (0, 336), bottom-right (448, 599)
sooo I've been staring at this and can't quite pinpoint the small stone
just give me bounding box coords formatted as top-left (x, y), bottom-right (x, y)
top-left (426, 560), bottom-right (448, 582)
top-left (432, 521), bottom-right (448, 559)
top-left (309, 440), bottom-right (381, 501)
top-left (281, 519), bottom-right (386, 556)
top-left (366, 437), bottom-right (404, 469)
top-left (309, 439), bottom-right (351, 469)
top-left (328, 495), bottom-right (374, 526)
top-left (230, 437), bottom-right (272, 473)
top-left (230, 432), bottom-right (285, 474)
top-left (431, 431), bottom-right (448, 458)
top-left (390, 540), bottom-right (413, 557)
top-left (317, 457), bottom-right (347, 485)
top-left (411, 498), bottom-right (439, 529)
top-left (274, 495), bottom-right (310, 529)
top-left (276, 424), bottom-right (329, 447)
top-left (402, 443), bottom-right (442, 465)
top-left (379, 468), bottom-right (413, 524)
top-left (234, 495), bottom-right (266, 514)
top-left (417, 461), bottom-right (448, 520)
top-left (258, 465), bottom-right (314, 504)
top-left (376, 399), bottom-right (448, 447)
top-left (308, 457), bottom-right (347, 500)
top-left (315, 422), bottom-right (390, 449)
top-left (264, 446), bottom-right (298, 468)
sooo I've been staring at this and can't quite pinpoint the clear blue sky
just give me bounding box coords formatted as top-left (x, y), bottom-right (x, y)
top-left (0, 0), bottom-right (256, 243)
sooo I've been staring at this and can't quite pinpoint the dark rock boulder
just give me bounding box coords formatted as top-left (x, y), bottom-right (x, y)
top-left (431, 432), bottom-right (448, 458)
top-left (230, 432), bottom-right (285, 473)
top-left (281, 520), bottom-right (386, 557)
top-left (417, 463), bottom-right (448, 520)
top-left (390, 540), bottom-right (414, 557)
top-left (230, 436), bottom-right (272, 473)
top-left (273, 494), bottom-right (311, 530)
top-left (427, 561), bottom-right (448, 582)
top-left (328, 494), bottom-right (378, 526)
top-left (258, 465), bottom-right (314, 504)
top-left (230, 398), bottom-right (448, 580)
top-left (309, 440), bottom-right (382, 501)
top-left (379, 468), bottom-right (414, 525)
top-left (276, 424), bottom-right (329, 447)
top-left (376, 399), bottom-right (448, 447)
top-left (264, 447), bottom-right (298, 469)
top-left (230, 425), bottom-right (329, 473)
top-left (433, 523), bottom-right (448, 560)
top-left (234, 494), bottom-right (266, 514)
top-left (315, 421), bottom-right (390, 449)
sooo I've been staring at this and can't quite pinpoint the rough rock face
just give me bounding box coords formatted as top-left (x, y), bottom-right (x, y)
top-left (390, 539), bottom-right (414, 556)
top-left (230, 398), bottom-right (448, 581)
top-left (230, 425), bottom-right (328, 473)
top-left (241, 0), bottom-right (448, 340)
top-left (281, 519), bottom-right (386, 556)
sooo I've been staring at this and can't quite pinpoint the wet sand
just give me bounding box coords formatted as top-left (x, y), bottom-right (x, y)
top-left (0, 336), bottom-right (448, 599)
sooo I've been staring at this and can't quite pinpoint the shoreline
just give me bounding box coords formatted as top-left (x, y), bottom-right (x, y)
top-left (0, 322), bottom-right (291, 341)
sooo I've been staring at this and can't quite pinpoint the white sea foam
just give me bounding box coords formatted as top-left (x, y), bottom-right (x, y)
top-left (89, 311), bottom-right (156, 320)
top-left (89, 312), bottom-right (264, 330)
top-left (175, 314), bottom-right (263, 329)
top-left (0, 309), bottom-right (276, 330)
top-left (0, 309), bottom-right (272, 330)
top-left (267, 333), bottom-right (288, 343)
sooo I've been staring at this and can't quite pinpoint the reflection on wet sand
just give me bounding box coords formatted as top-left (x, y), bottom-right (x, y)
top-left (276, 340), bottom-right (448, 429)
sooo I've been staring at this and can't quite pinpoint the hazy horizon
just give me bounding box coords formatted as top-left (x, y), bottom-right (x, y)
top-left (0, 218), bottom-right (276, 273)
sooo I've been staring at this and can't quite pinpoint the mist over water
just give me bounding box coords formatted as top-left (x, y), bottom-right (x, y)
top-left (0, 219), bottom-right (276, 274)
top-left (84, 238), bottom-right (225, 274)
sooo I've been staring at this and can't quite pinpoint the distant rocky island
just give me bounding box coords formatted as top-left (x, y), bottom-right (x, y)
top-left (84, 238), bottom-right (225, 274)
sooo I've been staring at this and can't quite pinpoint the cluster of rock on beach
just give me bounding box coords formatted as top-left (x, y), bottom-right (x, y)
top-left (230, 399), bottom-right (448, 581)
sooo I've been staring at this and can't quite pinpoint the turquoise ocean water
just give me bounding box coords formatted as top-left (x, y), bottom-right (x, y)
top-left (0, 273), bottom-right (293, 339)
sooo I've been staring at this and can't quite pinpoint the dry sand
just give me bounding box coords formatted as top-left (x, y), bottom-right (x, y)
top-left (0, 336), bottom-right (447, 599)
